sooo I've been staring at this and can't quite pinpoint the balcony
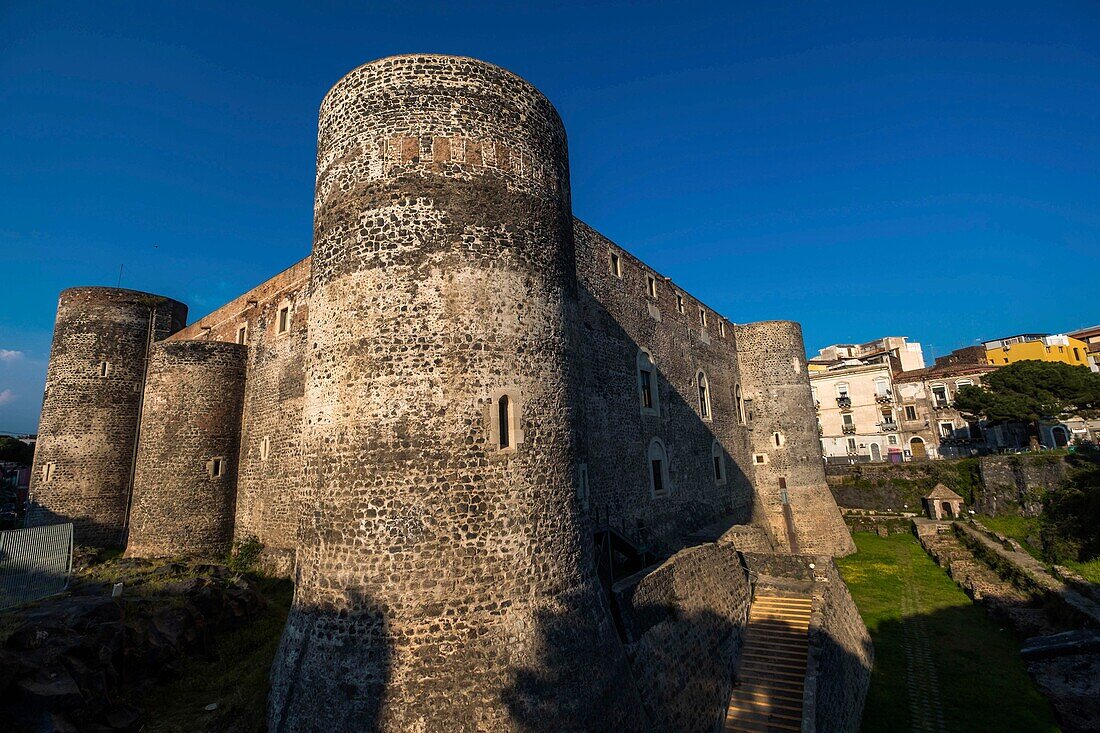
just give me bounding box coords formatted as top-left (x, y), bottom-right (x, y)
top-left (836, 396), bottom-right (852, 409)
top-left (879, 421), bottom-right (898, 432)
top-left (875, 393), bottom-right (893, 405)
top-left (932, 400), bottom-right (951, 410)
top-left (814, 400), bottom-right (821, 411)
top-left (842, 425), bottom-right (857, 435)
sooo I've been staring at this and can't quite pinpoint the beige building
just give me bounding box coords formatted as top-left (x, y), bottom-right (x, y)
top-left (811, 362), bottom-right (906, 463)
top-left (811, 336), bottom-right (926, 374)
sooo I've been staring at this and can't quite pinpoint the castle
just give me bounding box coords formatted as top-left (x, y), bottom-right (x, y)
top-left (28, 55), bottom-right (865, 732)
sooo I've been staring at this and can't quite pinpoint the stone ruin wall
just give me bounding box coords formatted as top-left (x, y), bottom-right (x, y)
top-left (28, 288), bottom-right (187, 547)
top-left (267, 54), bottom-right (646, 732)
top-left (615, 542), bottom-right (752, 732)
top-left (573, 221), bottom-right (759, 551)
top-left (126, 340), bottom-right (247, 557)
top-left (736, 321), bottom-right (855, 556)
top-left (168, 257), bottom-right (311, 570)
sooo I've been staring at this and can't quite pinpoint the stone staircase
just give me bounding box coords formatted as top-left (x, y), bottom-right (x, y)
top-left (724, 592), bottom-right (812, 732)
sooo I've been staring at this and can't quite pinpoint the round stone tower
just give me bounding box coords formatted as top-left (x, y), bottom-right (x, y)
top-left (126, 341), bottom-right (248, 558)
top-left (28, 287), bottom-right (187, 547)
top-left (269, 55), bottom-right (644, 732)
top-left (736, 320), bottom-right (855, 556)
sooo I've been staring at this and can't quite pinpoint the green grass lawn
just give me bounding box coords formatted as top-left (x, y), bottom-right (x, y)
top-left (975, 514), bottom-right (1100, 584)
top-left (837, 532), bottom-right (1059, 733)
top-left (137, 575), bottom-right (294, 733)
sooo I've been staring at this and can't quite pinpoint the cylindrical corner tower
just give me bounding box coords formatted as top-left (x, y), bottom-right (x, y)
top-left (269, 55), bottom-right (644, 732)
top-left (736, 321), bottom-right (855, 556)
top-left (28, 287), bottom-right (187, 547)
top-left (125, 341), bottom-right (247, 558)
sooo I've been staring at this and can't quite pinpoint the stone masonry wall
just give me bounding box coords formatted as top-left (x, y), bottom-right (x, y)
top-left (269, 55), bottom-right (646, 733)
top-left (976, 455), bottom-right (1066, 516)
top-left (126, 341), bottom-right (247, 557)
top-left (28, 287), bottom-right (187, 547)
top-left (617, 542), bottom-right (751, 733)
top-left (811, 558), bottom-right (873, 733)
top-left (573, 221), bottom-right (757, 552)
top-left (736, 321), bottom-right (854, 555)
top-left (170, 258), bottom-right (311, 572)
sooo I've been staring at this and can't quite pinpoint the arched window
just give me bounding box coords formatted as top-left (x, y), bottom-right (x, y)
top-left (637, 350), bottom-right (659, 415)
top-left (648, 438), bottom-right (671, 499)
top-left (712, 440), bottom-right (726, 485)
top-left (955, 378), bottom-right (973, 390)
top-left (736, 384), bottom-right (745, 424)
top-left (697, 371), bottom-right (711, 420)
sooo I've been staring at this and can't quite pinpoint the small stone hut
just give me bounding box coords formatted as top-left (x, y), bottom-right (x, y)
top-left (923, 484), bottom-right (964, 520)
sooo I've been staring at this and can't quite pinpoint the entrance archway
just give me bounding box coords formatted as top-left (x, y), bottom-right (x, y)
top-left (941, 502), bottom-right (954, 519)
top-left (1051, 426), bottom-right (1069, 448)
top-left (870, 443), bottom-right (881, 462)
top-left (910, 437), bottom-right (927, 459)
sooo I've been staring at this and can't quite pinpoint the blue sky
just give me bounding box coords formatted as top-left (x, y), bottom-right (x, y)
top-left (2, 1), bottom-right (1098, 434)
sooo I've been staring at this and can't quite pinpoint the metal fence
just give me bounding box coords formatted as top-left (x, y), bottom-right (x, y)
top-left (0, 523), bottom-right (74, 611)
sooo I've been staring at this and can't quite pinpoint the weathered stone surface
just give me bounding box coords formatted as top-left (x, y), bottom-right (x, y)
top-left (27, 288), bottom-right (187, 546)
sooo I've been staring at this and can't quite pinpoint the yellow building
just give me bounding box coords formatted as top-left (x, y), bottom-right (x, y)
top-left (983, 333), bottom-right (1092, 367)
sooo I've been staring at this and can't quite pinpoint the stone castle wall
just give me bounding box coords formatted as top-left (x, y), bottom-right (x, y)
top-left (573, 222), bottom-right (759, 552)
top-left (126, 341), bottom-right (247, 557)
top-left (268, 54), bottom-right (645, 732)
top-left (170, 258), bottom-right (311, 571)
top-left (28, 288), bottom-right (187, 547)
top-left (737, 321), bottom-right (854, 555)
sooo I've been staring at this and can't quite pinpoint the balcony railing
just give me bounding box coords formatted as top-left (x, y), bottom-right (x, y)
top-left (842, 425), bottom-right (857, 435)
top-left (880, 421), bottom-right (898, 432)
top-left (837, 396), bottom-right (852, 409)
top-left (875, 393), bottom-right (893, 404)
top-left (814, 400), bottom-right (821, 411)
top-left (932, 400), bottom-right (951, 410)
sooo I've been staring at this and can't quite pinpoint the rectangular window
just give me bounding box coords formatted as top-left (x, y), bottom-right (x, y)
top-left (277, 307), bottom-right (290, 334)
top-left (713, 456), bottom-right (722, 481)
top-left (847, 438), bottom-right (857, 451)
top-left (609, 251), bottom-right (622, 278)
top-left (676, 294), bottom-right (684, 313)
top-left (640, 369), bottom-right (653, 409)
top-left (98, 361), bottom-right (110, 377)
top-left (699, 308), bottom-right (707, 327)
top-left (1074, 348), bottom-right (1081, 360)
top-left (842, 413), bottom-right (854, 426)
top-left (719, 321), bottom-right (726, 337)
top-left (646, 274), bottom-right (657, 299)
top-left (651, 459), bottom-right (665, 497)
top-left (260, 436), bottom-right (271, 461)
top-left (209, 457), bottom-right (224, 477)
top-left (888, 435), bottom-right (898, 445)
top-left (939, 422), bottom-right (954, 438)
top-left (237, 325), bottom-right (248, 345)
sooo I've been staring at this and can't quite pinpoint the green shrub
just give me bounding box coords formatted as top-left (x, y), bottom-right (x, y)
top-left (227, 534), bottom-right (265, 574)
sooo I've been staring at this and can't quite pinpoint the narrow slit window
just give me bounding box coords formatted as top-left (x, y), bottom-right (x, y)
top-left (646, 274), bottom-right (657, 300)
top-left (651, 459), bottom-right (664, 496)
top-left (699, 308), bottom-right (708, 327)
top-left (237, 324), bottom-right (248, 345)
top-left (637, 350), bottom-right (659, 414)
top-left (676, 294), bottom-right (685, 313)
top-left (609, 251), bottom-right (622, 278)
top-left (719, 321), bottom-right (726, 337)
top-left (209, 457), bottom-right (225, 478)
top-left (277, 306), bottom-right (290, 334)
top-left (578, 463), bottom-right (590, 509)
top-left (712, 441), bottom-right (726, 484)
top-left (736, 385), bottom-right (745, 424)
top-left (260, 436), bottom-right (271, 461)
top-left (498, 395), bottom-right (511, 448)
top-left (98, 361), bottom-right (110, 377)
top-left (42, 462), bottom-right (56, 482)
top-left (648, 439), bottom-right (670, 498)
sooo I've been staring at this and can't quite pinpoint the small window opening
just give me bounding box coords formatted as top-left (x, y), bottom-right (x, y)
top-left (237, 324), bottom-right (248, 345)
top-left (277, 306), bottom-right (290, 334)
top-left (98, 361), bottom-right (110, 377)
top-left (646, 274), bottom-right (657, 300)
top-left (648, 439), bottom-right (670, 498)
top-left (736, 385), bottom-right (745, 424)
top-left (719, 321), bottom-right (726, 337)
top-left (773, 432), bottom-right (785, 447)
top-left (676, 294), bottom-right (685, 314)
top-left (699, 308), bottom-right (707, 327)
top-left (260, 436), bottom-right (271, 461)
top-left (753, 453), bottom-right (768, 465)
top-left (209, 457), bottom-right (225, 478)
top-left (42, 462), bottom-right (56, 482)
top-left (498, 395), bottom-right (511, 448)
top-left (609, 251), bottom-right (622, 278)
top-left (637, 351), bottom-right (659, 415)
top-left (779, 477), bottom-right (789, 505)
top-left (712, 441), bottom-right (726, 485)
top-left (578, 463), bottom-right (590, 510)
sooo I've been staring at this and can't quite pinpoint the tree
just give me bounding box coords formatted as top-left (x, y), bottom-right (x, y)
top-left (0, 436), bottom-right (34, 465)
top-left (954, 360), bottom-right (1100, 426)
